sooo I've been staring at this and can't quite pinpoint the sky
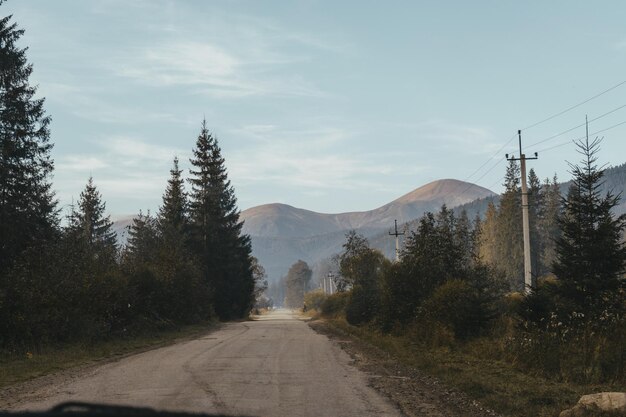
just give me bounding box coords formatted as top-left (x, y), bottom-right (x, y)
top-left (3, 1), bottom-right (626, 218)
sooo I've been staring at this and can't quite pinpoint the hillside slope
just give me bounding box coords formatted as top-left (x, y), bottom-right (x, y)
top-left (241, 179), bottom-right (494, 239)
top-left (241, 179), bottom-right (495, 281)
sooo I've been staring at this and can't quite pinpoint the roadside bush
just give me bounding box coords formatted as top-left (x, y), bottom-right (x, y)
top-left (422, 279), bottom-right (497, 341)
top-left (320, 292), bottom-right (348, 317)
top-left (346, 284), bottom-right (379, 325)
top-left (304, 289), bottom-right (327, 311)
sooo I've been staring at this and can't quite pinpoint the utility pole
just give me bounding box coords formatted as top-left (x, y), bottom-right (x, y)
top-left (389, 219), bottom-right (405, 262)
top-left (326, 272), bottom-right (334, 295)
top-left (506, 130), bottom-right (538, 294)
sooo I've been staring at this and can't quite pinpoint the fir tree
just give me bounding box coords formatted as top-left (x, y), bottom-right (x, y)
top-left (552, 137), bottom-right (626, 316)
top-left (478, 201), bottom-right (498, 265)
top-left (158, 156), bottom-right (188, 236)
top-left (71, 177), bottom-right (117, 249)
top-left (188, 120), bottom-right (254, 319)
top-left (126, 211), bottom-right (158, 265)
top-left (527, 168), bottom-right (543, 278)
top-left (0, 11), bottom-right (57, 272)
top-left (538, 175), bottom-right (561, 275)
top-left (496, 159), bottom-right (524, 290)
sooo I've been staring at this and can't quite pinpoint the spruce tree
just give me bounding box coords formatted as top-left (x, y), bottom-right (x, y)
top-left (552, 137), bottom-right (626, 317)
top-left (126, 211), bottom-right (158, 265)
top-left (496, 159), bottom-right (524, 290)
top-left (188, 120), bottom-right (254, 319)
top-left (0, 11), bottom-right (57, 272)
top-left (478, 201), bottom-right (498, 265)
top-left (158, 157), bottom-right (188, 236)
top-left (71, 177), bottom-right (117, 249)
top-left (527, 168), bottom-right (543, 277)
top-left (538, 175), bottom-right (561, 275)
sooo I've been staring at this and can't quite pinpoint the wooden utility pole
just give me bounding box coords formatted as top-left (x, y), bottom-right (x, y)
top-left (389, 219), bottom-right (405, 262)
top-left (506, 130), bottom-right (538, 293)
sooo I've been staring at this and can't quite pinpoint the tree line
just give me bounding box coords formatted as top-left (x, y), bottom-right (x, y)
top-left (0, 11), bottom-right (255, 349)
top-left (315, 137), bottom-right (625, 383)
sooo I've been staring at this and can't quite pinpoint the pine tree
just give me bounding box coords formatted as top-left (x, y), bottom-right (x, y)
top-left (538, 175), bottom-right (561, 275)
top-left (126, 211), bottom-right (158, 265)
top-left (188, 120), bottom-right (254, 319)
top-left (552, 137), bottom-right (626, 316)
top-left (71, 177), bottom-right (117, 249)
top-left (0, 11), bottom-right (57, 272)
top-left (158, 157), bottom-right (188, 236)
top-left (527, 168), bottom-right (543, 278)
top-left (496, 159), bottom-right (524, 290)
top-left (478, 201), bottom-right (498, 265)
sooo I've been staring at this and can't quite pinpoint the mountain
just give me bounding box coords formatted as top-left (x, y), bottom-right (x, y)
top-left (241, 179), bottom-right (494, 238)
top-left (366, 163), bottom-right (626, 261)
top-left (240, 179), bottom-right (495, 281)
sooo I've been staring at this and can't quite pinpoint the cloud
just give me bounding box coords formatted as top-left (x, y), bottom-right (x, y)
top-left (114, 40), bottom-right (330, 98)
top-left (387, 120), bottom-right (501, 155)
top-left (57, 155), bottom-right (109, 172)
top-left (225, 125), bottom-right (427, 193)
top-left (55, 136), bottom-right (189, 210)
top-left (100, 136), bottom-right (187, 164)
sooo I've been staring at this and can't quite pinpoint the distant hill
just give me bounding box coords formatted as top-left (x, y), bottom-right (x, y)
top-left (241, 179), bottom-right (494, 238)
top-left (240, 179), bottom-right (495, 281)
top-left (367, 162), bottom-right (626, 260)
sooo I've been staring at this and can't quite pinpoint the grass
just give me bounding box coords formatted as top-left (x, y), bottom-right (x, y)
top-left (324, 317), bottom-right (625, 417)
top-left (0, 322), bottom-right (217, 389)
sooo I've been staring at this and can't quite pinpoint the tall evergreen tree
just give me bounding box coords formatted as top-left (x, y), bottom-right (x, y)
top-left (552, 137), bottom-right (626, 316)
top-left (496, 159), bottom-right (524, 290)
top-left (478, 201), bottom-right (498, 265)
top-left (527, 168), bottom-right (543, 278)
top-left (537, 175), bottom-right (561, 276)
top-left (158, 156), bottom-right (188, 236)
top-left (0, 11), bottom-right (57, 272)
top-left (125, 211), bottom-right (158, 265)
top-left (188, 120), bottom-right (254, 319)
top-left (71, 177), bottom-right (117, 249)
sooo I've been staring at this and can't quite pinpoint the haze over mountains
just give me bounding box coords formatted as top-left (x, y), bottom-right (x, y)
top-left (240, 179), bottom-right (495, 282)
top-left (112, 163), bottom-right (626, 284)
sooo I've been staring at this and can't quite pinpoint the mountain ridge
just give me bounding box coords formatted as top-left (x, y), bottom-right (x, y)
top-left (240, 179), bottom-right (494, 239)
top-left (239, 178), bottom-right (495, 281)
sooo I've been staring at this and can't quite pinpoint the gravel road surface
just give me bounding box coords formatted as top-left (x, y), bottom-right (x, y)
top-left (1, 309), bottom-right (401, 417)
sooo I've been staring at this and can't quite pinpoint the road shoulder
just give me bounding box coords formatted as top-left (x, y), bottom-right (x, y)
top-left (308, 319), bottom-right (500, 417)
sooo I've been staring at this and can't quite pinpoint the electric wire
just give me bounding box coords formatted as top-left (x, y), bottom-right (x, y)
top-left (526, 103), bottom-right (626, 150)
top-left (464, 133), bottom-right (517, 182)
top-left (458, 80), bottom-right (626, 195)
top-left (534, 119), bottom-right (626, 154)
top-left (520, 80), bottom-right (626, 131)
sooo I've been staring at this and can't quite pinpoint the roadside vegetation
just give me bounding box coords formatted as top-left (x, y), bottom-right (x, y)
top-left (0, 9), bottom-right (258, 364)
top-left (0, 322), bottom-right (215, 389)
top-left (305, 138), bottom-right (625, 416)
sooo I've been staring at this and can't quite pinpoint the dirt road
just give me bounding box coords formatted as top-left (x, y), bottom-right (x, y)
top-left (1, 309), bottom-right (400, 416)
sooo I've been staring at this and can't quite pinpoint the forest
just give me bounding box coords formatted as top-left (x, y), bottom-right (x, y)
top-left (0, 12), bottom-right (257, 350)
top-left (304, 137), bottom-right (625, 385)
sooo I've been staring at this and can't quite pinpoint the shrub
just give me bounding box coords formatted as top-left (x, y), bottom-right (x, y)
top-left (320, 292), bottom-right (349, 317)
top-left (422, 279), bottom-right (496, 340)
top-left (304, 289), bottom-right (327, 311)
top-left (346, 285), bottom-right (379, 325)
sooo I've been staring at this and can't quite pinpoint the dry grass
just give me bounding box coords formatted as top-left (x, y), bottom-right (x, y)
top-left (325, 318), bottom-right (625, 417)
top-left (0, 323), bottom-right (216, 389)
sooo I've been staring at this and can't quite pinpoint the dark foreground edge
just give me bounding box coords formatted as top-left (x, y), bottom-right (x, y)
top-left (0, 402), bottom-right (251, 417)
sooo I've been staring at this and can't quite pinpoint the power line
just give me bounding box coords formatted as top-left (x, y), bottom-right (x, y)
top-left (534, 119), bottom-right (626, 154)
top-left (521, 80), bottom-right (626, 131)
top-left (459, 80), bottom-right (625, 194)
top-left (459, 156), bottom-right (507, 197)
top-left (526, 103), bottom-right (626, 149)
top-left (464, 134), bottom-right (517, 182)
